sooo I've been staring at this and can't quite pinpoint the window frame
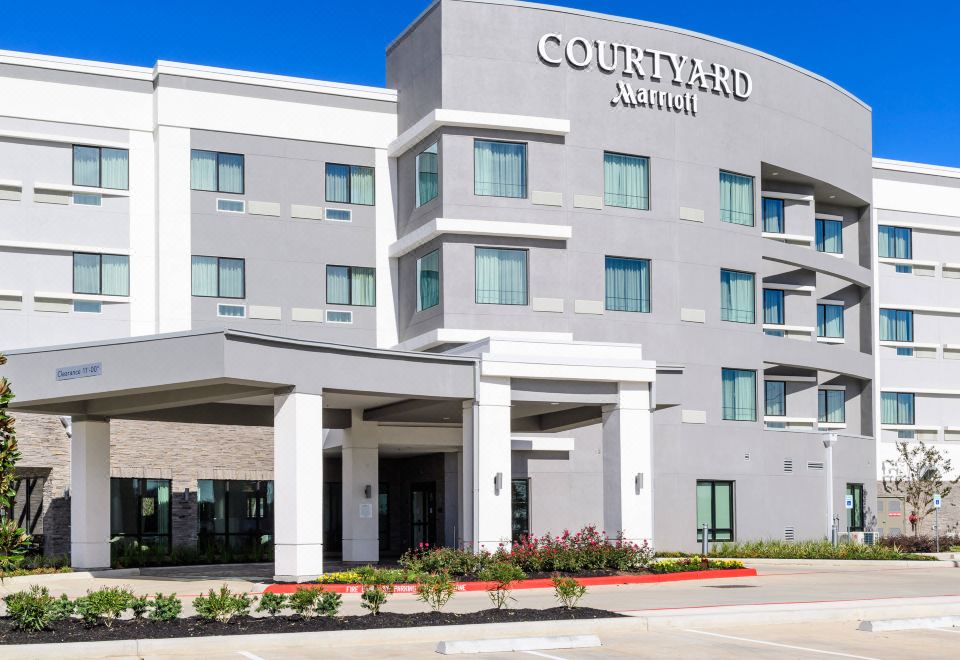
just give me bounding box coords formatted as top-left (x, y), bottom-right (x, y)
top-left (765, 380), bottom-right (786, 417)
top-left (846, 483), bottom-right (865, 532)
top-left (720, 268), bottom-right (756, 324)
top-left (109, 477), bottom-right (173, 554)
top-left (818, 388), bottom-right (846, 424)
top-left (696, 479), bottom-right (735, 543)
top-left (474, 246), bottom-right (529, 306)
top-left (761, 197), bottom-right (784, 233)
top-left (762, 288), bottom-right (785, 325)
top-left (511, 477), bottom-right (531, 543)
top-left (722, 368), bottom-right (757, 422)
top-left (325, 163), bottom-right (375, 206)
top-left (882, 392), bottom-right (915, 425)
top-left (473, 138), bottom-right (528, 199)
top-left (416, 249), bottom-right (441, 312)
top-left (604, 255), bottom-right (651, 313)
top-left (190, 150), bottom-right (245, 194)
top-left (815, 218), bottom-right (844, 254)
top-left (325, 265), bottom-right (376, 307)
top-left (817, 303), bottom-right (845, 338)
top-left (191, 255), bottom-right (246, 300)
top-left (879, 308), bottom-right (914, 343)
top-left (719, 170), bottom-right (755, 227)
top-left (72, 252), bottom-right (130, 297)
top-left (196, 479), bottom-right (273, 555)
top-left (415, 141), bottom-right (440, 208)
top-left (603, 150), bottom-right (651, 211)
top-left (72, 144), bottom-right (130, 190)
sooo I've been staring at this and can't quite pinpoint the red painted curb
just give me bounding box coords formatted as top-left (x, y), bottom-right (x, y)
top-left (264, 567), bottom-right (757, 594)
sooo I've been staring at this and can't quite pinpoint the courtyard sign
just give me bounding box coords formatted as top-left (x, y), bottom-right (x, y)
top-left (537, 33), bottom-right (752, 116)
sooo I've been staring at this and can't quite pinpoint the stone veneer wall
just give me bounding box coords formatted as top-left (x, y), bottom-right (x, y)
top-left (877, 481), bottom-right (960, 539)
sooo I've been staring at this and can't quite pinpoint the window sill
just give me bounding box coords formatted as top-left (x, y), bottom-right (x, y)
top-left (816, 336), bottom-right (845, 344)
top-left (34, 182), bottom-right (131, 197)
top-left (761, 232), bottom-right (813, 246)
top-left (36, 291), bottom-right (130, 303)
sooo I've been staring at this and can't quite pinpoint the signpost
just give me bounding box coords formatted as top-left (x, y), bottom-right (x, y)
top-left (934, 493), bottom-right (942, 553)
top-left (844, 495), bottom-right (854, 538)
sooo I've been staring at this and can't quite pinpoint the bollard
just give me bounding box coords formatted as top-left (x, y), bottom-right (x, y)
top-left (701, 523), bottom-right (709, 556)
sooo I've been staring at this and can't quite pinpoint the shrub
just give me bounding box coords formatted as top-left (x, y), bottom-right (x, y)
top-left (876, 535), bottom-right (960, 554)
top-left (707, 539), bottom-right (935, 561)
top-left (552, 576), bottom-right (587, 609)
top-left (74, 586), bottom-right (134, 627)
top-left (131, 595), bottom-right (150, 619)
top-left (256, 591), bottom-right (287, 616)
top-left (288, 587), bottom-right (319, 617)
top-left (3, 585), bottom-right (71, 632)
top-left (415, 571), bottom-right (457, 612)
top-left (357, 567), bottom-right (397, 616)
top-left (193, 585), bottom-right (254, 623)
top-left (317, 589), bottom-right (342, 617)
top-left (479, 562), bottom-right (526, 609)
top-left (649, 558), bottom-right (744, 573)
top-left (401, 545), bottom-right (495, 577)
top-left (150, 593), bottom-right (182, 621)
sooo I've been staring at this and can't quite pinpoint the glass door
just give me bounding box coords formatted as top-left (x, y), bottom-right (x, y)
top-left (410, 482), bottom-right (436, 549)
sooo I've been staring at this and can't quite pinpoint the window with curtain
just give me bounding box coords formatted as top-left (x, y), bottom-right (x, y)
top-left (722, 368), bottom-right (756, 421)
top-left (73, 145), bottom-right (129, 190)
top-left (325, 163), bottom-right (375, 205)
top-left (696, 480), bottom-right (734, 542)
top-left (846, 484), bottom-right (865, 532)
top-left (762, 197), bottom-right (784, 233)
top-left (191, 256), bottom-right (245, 298)
top-left (110, 478), bottom-right (171, 555)
top-left (719, 171), bottom-right (754, 226)
top-left (720, 269), bottom-right (755, 323)
top-left (815, 218), bottom-right (843, 254)
top-left (475, 247), bottom-right (527, 305)
top-left (817, 304), bottom-right (844, 338)
top-left (879, 225), bottom-right (913, 273)
top-left (416, 142), bottom-right (439, 207)
top-left (881, 392), bottom-right (914, 425)
top-left (474, 140), bottom-right (527, 198)
top-left (416, 250), bottom-right (440, 311)
top-left (190, 150), bottom-right (244, 194)
top-left (604, 152), bottom-right (649, 210)
top-left (765, 380), bottom-right (786, 417)
top-left (763, 289), bottom-right (784, 325)
top-left (818, 389), bottom-right (846, 423)
top-left (326, 265), bottom-right (376, 306)
top-left (605, 256), bottom-right (650, 312)
top-left (73, 252), bottom-right (129, 296)
top-left (879, 309), bottom-right (913, 342)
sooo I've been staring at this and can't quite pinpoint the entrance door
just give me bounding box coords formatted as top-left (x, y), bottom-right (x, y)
top-left (324, 482), bottom-right (342, 553)
top-left (410, 482), bottom-right (436, 549)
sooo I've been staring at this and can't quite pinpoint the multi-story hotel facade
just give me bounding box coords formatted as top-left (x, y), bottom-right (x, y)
top-left (1, 0), bottom-right (923, 579)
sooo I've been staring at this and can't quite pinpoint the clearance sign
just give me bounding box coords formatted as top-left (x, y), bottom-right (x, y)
top-left (537, 33), bottom-right (753, 116)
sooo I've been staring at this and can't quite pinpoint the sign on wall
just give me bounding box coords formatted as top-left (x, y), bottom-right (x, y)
top-left (537, 33), bottom-right (752, 117)
top-left (55, 362), bottom-right (102, 381)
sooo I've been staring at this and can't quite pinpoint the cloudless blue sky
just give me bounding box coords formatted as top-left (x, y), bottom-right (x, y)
top-left (2, 0), bottom-right (957, 166)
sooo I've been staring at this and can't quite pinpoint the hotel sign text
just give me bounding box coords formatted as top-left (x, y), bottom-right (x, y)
top-left (537, 33), bottom-right (752, 116)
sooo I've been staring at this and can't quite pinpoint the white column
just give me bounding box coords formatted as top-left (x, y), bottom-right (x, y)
top-left (273, 391), bottom-right (325, 582)
top-left (71, 418), bottom-right (111, 569)
top-left (463, 376), bottom-right (512, 552)
top-left (602, 382), bottom-right (654, 546)
top-left (341, 412), bottom-right (379, 563)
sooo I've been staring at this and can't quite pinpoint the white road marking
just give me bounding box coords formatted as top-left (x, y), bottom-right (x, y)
top-left (523, 651), bottom-right (569, 660)
top-left (681, 629), bottom-right (880, 659)
top-left (237, 652), bottom-right (265, 660)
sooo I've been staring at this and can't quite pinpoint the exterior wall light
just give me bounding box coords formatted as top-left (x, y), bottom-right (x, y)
top-left (494, 472), bottom-right (503, 494)
top-left (635, 473), bottom-right (644, 493)
top-left (364, 484), bottom-right (372, 498)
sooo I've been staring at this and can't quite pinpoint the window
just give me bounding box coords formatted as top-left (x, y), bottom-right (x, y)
top-left (605, 256), bottom-right (650, 312)
top-left (722, 368), bottom-right (756, 421)
top-left (818, 389), bottom-right (845, 424)
top-left (817, 304), bottom-right (844, 338)
top-left (110, 478), bottom-right (171, 555)
top-left (73, 253), bottom-right (129, 296)
top-left (197, 479), bottom-right (273, 556)
top-left (326, 163), bottom-right (375, 205)
top-left (880, 309), bottom-right (913, 344)
top-left (763, 289), bottom-right (784, 325)
top-left (416, 142), bottom-right (439, 207)
top-left (762, 197), bottom-right (784, 233)
top-left (881, 392), bottom-right (915, 425)
top-left (73, 300), bottom-right (101, 313)
top-left (474, 140), bottom-right (526, 198)
top-left (73, 145), bottom-right (129, 190)
top-left (191, 256), bottom-right (245, 298)
top-left (720, 269), bottom-right (755, 323)
top-left (846, 484), bottom-right (865, 532)
top-left (217, 199), bottom-right (245, 213)
top-left (326, 310), bottom-right (353, 323)
top-left (815, 218), bottom-right (843, 254)
top-left (879, 225), bottom-right (913, 273)
top-left (696, 480), bottom-right (734, 542)
top-left (73, 192), bottom-right (102, 206)
top-left (190, 150), bottom-right (244, 194)
top-left (604, 152), bottom-right (649, 210)
top-left (511, 478), bottom-right (530, 543)
top-left (217, 304), bottom-right (246, 318)
top-left (326, 265), bottom-right (376, 306)
top-left (765, 381), bottom-right (786, 417)
top-left (9, 475), bottom-right (46, 539)
top-left (325, 208), bottom-right (352, 222)
top-left (417, 250), bottom-right (440, 311)
top-left (719, 171), bottom-right (753, 226)
top-left (475, 247), bottom-right (528, 305)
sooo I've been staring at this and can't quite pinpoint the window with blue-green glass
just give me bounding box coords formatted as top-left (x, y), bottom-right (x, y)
top-left (73, 300), bottom-right (102, 313)
top-left (416, 142), bottom-right (439, 207)
top-left (603, 152), bottom-right (649, 210)
top-left (817, 304), bottom-right (844, 338)
top-left (73, 252), bottom-right (129, 296)
top-left (474, 140), bottom-right (526, 198)
top-left (475, 247), bottom-right (527, 305)
top-left (605, 256), bottom-right (650, 312)
top-left (326, 163), bottom-right (374, 205)
top-left (720, 269), bottom-right (755, 323)
top-left (762, 197), bottom-right (784, 233)
top-left (191, 256), bottom-right (245, 299)
top-left (719, 171), bottom-right (754, 226)
top-left (326, 265), bottom-right (376, 306)
top-left (815, 218), bottom-right (843, 254)
top-left (880, 308), bottom-right (914, 356)
top-left (190, 150), bottom-right (244, 194)
top-left (879, 225), bottom-right (913, 273)
top-left (417, 250), bottom-right (440, 311)
top-left (722, 368), bottom-right (756, 421)
top-left (73, 145), bottom-right (129, 190)
top-left (881, 392), bottom-right (914, 425)
top-left (765, 380), bottom-right (786, 417)
top-left (818, 389), bottom-right (845, 424)
top-left (763, 289), bottom-right (784, 324)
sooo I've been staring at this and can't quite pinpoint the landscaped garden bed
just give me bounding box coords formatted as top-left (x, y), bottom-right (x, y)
top-left (657, 539), bottom-right (939, 561)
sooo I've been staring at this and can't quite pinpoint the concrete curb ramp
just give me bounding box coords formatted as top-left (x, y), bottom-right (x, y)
top-left (436, 634), bottom-right (601, 654)
top-left (859, 615), bottom-right (960, 632)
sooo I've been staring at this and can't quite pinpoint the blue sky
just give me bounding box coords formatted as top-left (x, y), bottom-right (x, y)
top-left (2, 0), bottom-right (957, 166)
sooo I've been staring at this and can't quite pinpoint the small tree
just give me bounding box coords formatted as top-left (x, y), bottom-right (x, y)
top-left (883, 440), bottom-right (959, 536)
top-left (0, 354), bottom-right (32, 575)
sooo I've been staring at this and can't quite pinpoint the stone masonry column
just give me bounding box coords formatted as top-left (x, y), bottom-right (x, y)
top-left (462, 376), bottom-right (512, 552)
top-left (602, 382), bottom-right (654, 547)
top-left (273, 390), bottom-right (324, 582)
top-left (341, 411), bottom-right (379, 563)
top-left (71, 417), bottom-right (111, 569)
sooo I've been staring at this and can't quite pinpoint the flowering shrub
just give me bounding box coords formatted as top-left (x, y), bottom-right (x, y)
top-left (649, 557), bottom-right (744, 573)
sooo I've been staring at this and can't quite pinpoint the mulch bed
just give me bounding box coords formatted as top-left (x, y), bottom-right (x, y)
top-left (0, 607), bottom-right (621, 645)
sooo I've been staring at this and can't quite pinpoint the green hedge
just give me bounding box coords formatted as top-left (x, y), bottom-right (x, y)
top-left (660, 539), bottom-right (935, 561)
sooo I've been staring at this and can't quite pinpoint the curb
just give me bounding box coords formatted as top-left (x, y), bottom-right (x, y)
top-left (736, 558), bottom-right (958, 568)
top-left (264, 568), bottom-right (757, 594)
top-left (0, 568), bottom-right (140, 587)
top-left (858, 614), bottom-right (960, 632)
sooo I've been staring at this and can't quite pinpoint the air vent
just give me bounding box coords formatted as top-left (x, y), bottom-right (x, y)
top-left (744, 453), bottom-right (751, 461)
top-left (783, 459), bottom-right (794, 473)
top-left (784, 527), bottom-right (796, 541)
top-left (807, 461), bottom-right (825, 471)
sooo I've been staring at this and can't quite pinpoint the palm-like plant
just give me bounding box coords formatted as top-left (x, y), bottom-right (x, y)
top-left (0, 353), bottom-right (32, 576)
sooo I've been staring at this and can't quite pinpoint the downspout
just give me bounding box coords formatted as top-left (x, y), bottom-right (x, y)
top-left (823, 432), bottom-right (838, 540)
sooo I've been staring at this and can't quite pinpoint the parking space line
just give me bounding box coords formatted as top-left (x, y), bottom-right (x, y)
top-left (237, 652), bottom-right (265, 660)
top-left (681, 629), bottom-right (879, 659)
top-left (523, 651), bottom-right (569, 660)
